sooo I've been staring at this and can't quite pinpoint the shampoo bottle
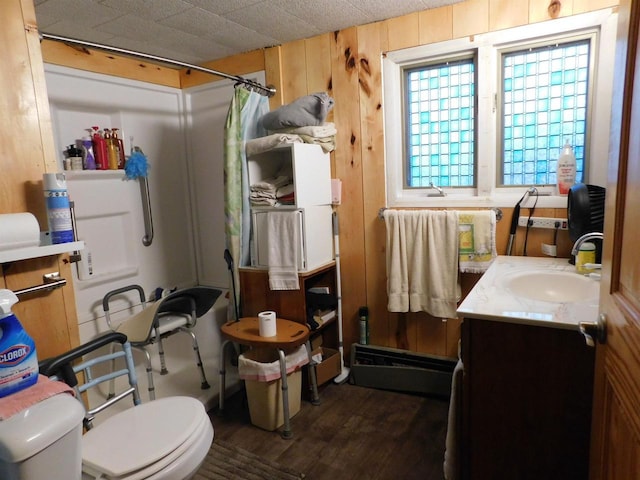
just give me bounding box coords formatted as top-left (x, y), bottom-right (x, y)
top-left (111, 128), bottom-right (126, 169)
top-left (104, 129), bottom-right (119, 170)
top-left (557, 141), bottom-right (577, 195)
top-left (0, 289), bottom-right (39, 398)
top-left (82, 136), bottom-right (96, 170)
top-left (91, 126), bottom-right (108, 170)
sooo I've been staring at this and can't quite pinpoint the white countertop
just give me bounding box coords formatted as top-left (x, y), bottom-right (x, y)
top-left (457, 255), bottom-right (600, 331)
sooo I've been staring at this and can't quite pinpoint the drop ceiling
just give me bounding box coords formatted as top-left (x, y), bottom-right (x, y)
top-left (35, 0), bottom-right (464, 66)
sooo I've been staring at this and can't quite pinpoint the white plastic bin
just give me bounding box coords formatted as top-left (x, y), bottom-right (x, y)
top-left (238, 345), bottom-right (308, 431)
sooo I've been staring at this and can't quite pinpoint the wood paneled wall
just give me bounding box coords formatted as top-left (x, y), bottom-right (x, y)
top-left (37, 0), bottom-right (618, 360)
top-left (266, 0), bottom-right (618, 359)
top-left (1, 0), bottom-right (80, 360)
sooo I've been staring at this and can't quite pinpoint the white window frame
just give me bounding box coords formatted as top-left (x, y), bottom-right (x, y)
top-left (382, 9), bottom-right (618, 209)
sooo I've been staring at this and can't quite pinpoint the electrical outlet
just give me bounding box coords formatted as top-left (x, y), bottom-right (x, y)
top-left (518, 216), bottom-right (568, 229)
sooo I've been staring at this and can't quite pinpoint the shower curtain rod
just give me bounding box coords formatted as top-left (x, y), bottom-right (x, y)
top-left (39, 32), bottom-right (276, 97)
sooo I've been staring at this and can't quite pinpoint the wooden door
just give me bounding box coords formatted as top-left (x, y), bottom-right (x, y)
top-left (589, 0), bottom-right (640, 477)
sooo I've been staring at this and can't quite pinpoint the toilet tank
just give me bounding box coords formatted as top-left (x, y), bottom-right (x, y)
top-left (0, 393), bottom-right (85, 480)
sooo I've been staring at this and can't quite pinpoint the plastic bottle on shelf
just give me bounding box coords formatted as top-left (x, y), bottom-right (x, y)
top-left (556, 140), bottom-right (577, 196)
top-left (91, 126), bottom-right (108, 170)
top-left (111, 128), bottom-right (126, 169)
top-left (82, 136), bottom-right (96, 170)
top-left (0, 289), bottom-right (39, 398)
top-left (104, 128), bottom-right (119, 170)
top-left (66, 144), bottom-right (83, 170)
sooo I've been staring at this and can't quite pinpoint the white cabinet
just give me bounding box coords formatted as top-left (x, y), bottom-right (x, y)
top-left (250, 205), bottom-right (334, 271)
top-left (247, 142), bottom-right (334, 272)
top-left (247, 143), bottom-right (331, 207)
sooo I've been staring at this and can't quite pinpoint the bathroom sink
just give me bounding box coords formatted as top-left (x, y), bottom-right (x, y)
top-left (504, 270), bottom-right (599, 303)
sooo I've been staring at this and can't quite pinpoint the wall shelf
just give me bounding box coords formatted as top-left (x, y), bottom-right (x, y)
top-left (0, 241), bottom-right (84, 264)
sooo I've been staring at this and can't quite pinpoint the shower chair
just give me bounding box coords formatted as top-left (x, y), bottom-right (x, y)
top-left (102, 284), bottom-right (221, 400)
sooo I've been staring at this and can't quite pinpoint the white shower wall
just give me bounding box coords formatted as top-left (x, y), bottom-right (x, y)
top-left (42, 64), bottom-right (258, 406)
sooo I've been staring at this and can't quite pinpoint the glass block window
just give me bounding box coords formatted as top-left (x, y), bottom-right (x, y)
top-left (501, 39), bottom-right (591, 186)
top-left (405, 58), bottom-right (476, 188)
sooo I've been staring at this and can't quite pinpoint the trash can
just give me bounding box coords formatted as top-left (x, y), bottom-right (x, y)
top-left (238, 345), bottom-right (309, 431)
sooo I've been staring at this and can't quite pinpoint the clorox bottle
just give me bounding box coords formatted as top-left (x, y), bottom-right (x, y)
top-left (0, 289), bottom-right (38, 398)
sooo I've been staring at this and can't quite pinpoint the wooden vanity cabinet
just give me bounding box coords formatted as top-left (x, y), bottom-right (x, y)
top-left (460, 318), bottom-right (595, 480)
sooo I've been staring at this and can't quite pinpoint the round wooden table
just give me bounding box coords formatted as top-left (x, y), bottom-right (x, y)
top-left (219, 317), bottom-right (320, 438)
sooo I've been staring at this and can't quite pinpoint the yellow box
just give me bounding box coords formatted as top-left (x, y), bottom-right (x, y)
top-left (245, 370), bottom-right (302, 431)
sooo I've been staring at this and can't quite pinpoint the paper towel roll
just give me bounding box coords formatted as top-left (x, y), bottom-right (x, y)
top-left (258, 311), bottom-right (277, 337)
top-left (0, 213), bottom-right (41, 251)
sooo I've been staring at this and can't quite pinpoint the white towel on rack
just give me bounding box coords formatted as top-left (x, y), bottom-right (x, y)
top-left (383, 209), bottom-right (459, 318)
top-left (267, 211), bottom-right (300, 290)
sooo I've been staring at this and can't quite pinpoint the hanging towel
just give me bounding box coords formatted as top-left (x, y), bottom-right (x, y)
top-left (267, 211), bottom-right (300, 290)
top-left (383, 209), bottom-right (459, 318)
top-left (457, 210), bottom-right (497, 273)
top-left (444, 358), bottom-right (464, 480)
top-left (0, 375), bottom-right (75, 420)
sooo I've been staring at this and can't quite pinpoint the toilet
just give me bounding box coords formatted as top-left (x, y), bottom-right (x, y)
top-left (0, 394), bottom-right (85, 479)
top-left (0, 394), bottom-right (213, 480)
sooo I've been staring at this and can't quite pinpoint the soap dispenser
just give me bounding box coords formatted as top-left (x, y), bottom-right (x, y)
top-left (0, 289), bottom-right (38, 398)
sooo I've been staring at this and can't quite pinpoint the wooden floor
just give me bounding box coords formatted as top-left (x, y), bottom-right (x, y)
top-left (209, 381), bottom-right (450, 480)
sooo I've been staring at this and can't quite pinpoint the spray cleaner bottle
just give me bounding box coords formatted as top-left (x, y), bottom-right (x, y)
top-left (0, 290), bottom-right (38, 398)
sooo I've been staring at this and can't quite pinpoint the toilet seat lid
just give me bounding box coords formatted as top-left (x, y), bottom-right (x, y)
top-left (82, 396), bottom-right (207, 478)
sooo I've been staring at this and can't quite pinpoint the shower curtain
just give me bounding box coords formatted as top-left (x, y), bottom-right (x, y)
top-left (223, 86), bottom-right (269, 313)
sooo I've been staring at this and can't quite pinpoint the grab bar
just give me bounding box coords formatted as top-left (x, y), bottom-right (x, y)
top-left (140, 176), bottom-right (154, 247)
top-left (14, 272), bottom-right (67, 297)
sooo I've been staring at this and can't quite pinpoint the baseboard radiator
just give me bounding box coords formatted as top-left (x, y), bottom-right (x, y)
top-left (349, 343), bottom-right (456, 398)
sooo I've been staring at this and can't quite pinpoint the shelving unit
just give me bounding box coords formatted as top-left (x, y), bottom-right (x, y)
top-left (239, 262), bottom-right (341, 385)
top-left (247, 143), bottom-right (334, 272)
top-left (247, 143), bottom-right (331, 208)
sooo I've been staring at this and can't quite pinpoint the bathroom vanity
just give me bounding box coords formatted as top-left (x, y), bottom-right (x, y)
top-left (456, 256), bottom-right (598, 480)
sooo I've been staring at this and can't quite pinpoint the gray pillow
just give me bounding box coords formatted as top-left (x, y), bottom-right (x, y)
top-left (260, 92), bottom-right (334, 130)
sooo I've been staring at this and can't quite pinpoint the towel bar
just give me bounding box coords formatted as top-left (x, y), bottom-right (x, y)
top-left (378, 207), bottom-right (502, 222)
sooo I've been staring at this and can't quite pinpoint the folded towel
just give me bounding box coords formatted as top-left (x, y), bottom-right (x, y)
top-left (260, 93), bottom-right (335, 130)
top-left (250, 174), bottom-right (291, 193)
top-left (267, 211), bottom-right (300, 290)
top-left (272, 122), bottom-right (337, 138)
top-left (0, 374), bottom-right (75, 420)
top-left (250, 197), bottom-right (277, 207)
top-left (383, 209), bottom-right (460, 318)
top-left (297, 133), bottom-right (336, 153)
top-left (458, 210), bottom-right (497, 273)
top-left (245, 133), bottom-right (304, 157)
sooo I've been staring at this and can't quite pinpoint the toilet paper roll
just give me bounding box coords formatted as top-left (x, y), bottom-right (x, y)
top-left (258, 311), bottom-right (277, 337)
top-left (0, 213), bottom-right (41, 251)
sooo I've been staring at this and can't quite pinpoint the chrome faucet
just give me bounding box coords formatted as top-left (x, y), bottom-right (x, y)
top-left (571, 232), bottom-right (604, 256)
